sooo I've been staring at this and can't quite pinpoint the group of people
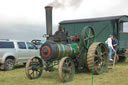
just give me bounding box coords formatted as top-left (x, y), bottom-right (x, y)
top-left (105, 35), bottom-right (118, 61)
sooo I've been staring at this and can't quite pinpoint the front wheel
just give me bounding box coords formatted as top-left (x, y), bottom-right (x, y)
top-left (58, 57), bottom-right (75, 82)
top-left (4, 59), bottom-right (15, 71)
top-left (25, 56), bottom-right (43, 79)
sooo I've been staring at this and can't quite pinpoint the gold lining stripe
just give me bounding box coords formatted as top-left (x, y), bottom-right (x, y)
top-left (75, 43), bottom-right (80, 52)
top-left (56, 43), bottom-right (61, 59)
top-left (69, 44), bottom-right (72, 55)
top-left (61, 44), bottom-right (65, 57)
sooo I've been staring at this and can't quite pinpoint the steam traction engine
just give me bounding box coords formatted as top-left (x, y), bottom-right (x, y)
top-left (25, 6), bottom-right (108, 82)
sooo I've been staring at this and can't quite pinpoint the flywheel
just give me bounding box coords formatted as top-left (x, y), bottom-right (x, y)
top-left (81, 26), bottom-right (95, 48)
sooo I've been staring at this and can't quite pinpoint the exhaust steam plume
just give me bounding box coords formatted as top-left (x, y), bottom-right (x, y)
top-left (48, 0), bottom-right (83, 9)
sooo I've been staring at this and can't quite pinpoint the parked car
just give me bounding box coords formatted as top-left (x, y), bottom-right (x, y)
top-left (31, 39), bottom-right (46, 48)
top-left (0, 39), bottom-right (39, 70)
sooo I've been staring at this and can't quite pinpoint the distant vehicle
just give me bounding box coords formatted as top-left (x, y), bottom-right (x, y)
top-left (31, 39), bottom-right (46, 48)
top-left (0, 39), bottom-right (39, 71)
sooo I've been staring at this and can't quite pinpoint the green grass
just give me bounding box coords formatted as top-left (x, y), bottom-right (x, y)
top-left (0, 59), bottom-right (128, 85)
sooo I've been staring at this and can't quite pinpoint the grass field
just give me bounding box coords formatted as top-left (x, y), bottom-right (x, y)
top-left (0, 59), bottom-right (128, 85)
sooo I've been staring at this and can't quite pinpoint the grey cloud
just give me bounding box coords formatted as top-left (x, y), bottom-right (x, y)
top-left (0, 24), bottom-right (45, 41)
top-left (0, 24), bottom-right (58, 41)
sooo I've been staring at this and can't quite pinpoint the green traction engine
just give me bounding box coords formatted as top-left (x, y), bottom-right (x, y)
top-left (25, 6), bottom-right (108, 82)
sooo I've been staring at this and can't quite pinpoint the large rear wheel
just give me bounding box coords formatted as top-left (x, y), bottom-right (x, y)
top-left (87, 42), bottom-right (108, 74)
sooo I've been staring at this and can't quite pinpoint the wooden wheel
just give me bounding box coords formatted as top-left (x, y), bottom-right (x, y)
top-left (58, 57), bottom-right (75, 82)
top-left (25, 56), bottom-right (43, 79)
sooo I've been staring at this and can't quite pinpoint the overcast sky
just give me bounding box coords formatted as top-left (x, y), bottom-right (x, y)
top-left (0, 0), bottom-right (128, 40)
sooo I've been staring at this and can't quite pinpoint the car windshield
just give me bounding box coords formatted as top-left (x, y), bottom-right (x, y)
top-left (27, 42), bottom-right (37, 49)
top-left (0, 42), bottom-right (14, 48)
top-left (123, 22), bottom-right (128, 32)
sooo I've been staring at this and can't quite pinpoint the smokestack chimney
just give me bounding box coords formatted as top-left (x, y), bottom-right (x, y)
top-left (45, 6), bottom-right (53, 39)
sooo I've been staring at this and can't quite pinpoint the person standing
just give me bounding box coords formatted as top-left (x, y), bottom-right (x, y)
top-left (105, 35), bottom-right (115, 61)
top-left (112, 37), bottom-right (118, 52)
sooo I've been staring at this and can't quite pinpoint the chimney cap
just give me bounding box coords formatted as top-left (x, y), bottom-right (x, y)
top-left (45, 6), bottom-right (53, 9)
